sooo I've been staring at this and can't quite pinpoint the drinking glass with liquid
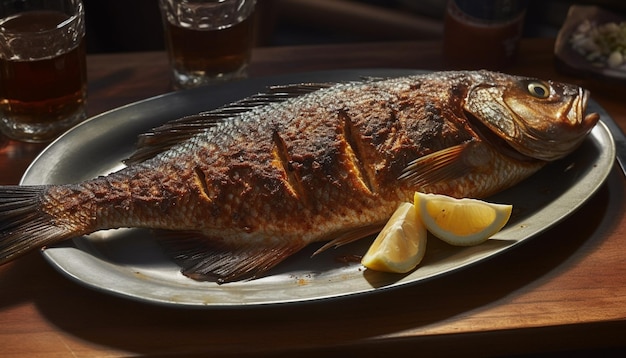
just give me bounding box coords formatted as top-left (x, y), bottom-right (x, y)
top-left (443, 0), bottom-right (527, 70)
top-left (159, 0), bottom-right (256, 89)
top-left (0, 0), bottom-right (87, 143)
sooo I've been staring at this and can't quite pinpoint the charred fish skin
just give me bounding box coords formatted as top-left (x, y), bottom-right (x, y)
top-left (0, 71), bottom-right (599, 282)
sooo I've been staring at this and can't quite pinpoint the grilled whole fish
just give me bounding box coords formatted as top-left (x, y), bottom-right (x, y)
top-left (0, 70), bottom-right (599, 283)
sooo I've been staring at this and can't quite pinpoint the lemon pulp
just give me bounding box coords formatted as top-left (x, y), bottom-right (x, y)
top-left (361, 202), bottom-right (427, 273)
top-left (414, 192), bottom-right (512, 246)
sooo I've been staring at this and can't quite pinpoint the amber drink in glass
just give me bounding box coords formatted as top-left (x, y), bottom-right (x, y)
top-left (0, 0), bottom-right (87, 142)
top-left (159, 0), bottom-right (256, 89)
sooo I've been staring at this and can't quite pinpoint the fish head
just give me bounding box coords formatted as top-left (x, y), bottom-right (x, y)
top-left (463, 72), bottom-right (599, 161)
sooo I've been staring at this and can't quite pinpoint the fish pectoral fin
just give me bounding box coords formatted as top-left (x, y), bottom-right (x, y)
top-left (155, 231), bottom-right (306, 284)
top-left (312, 223), bottom-right (384, 256)
top-left (398, 141), bottom-right (493, 187)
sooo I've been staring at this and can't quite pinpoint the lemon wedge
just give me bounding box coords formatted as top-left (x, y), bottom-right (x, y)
top-left (414, 192), bottom-right (512, 246)
top-left (361, 202), bottom-right (427, 273)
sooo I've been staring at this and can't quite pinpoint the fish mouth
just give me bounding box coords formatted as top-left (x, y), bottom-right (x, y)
top-left (568, 88), bottom-right (599, 129)
top-left (560, 88), bottom-right (600, 153)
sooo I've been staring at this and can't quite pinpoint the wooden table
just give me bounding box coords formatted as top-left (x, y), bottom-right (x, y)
top-left (1, 39), bottom-right (625, 357)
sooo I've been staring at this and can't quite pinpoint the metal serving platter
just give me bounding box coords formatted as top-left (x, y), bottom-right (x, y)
top-left (20, 69), bottom-right (615, 307)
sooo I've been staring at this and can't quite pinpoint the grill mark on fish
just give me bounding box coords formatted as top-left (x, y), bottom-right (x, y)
top-left (193, 166), bottom-right (212, 202)
top-left (271, 130), bottom-right (306, 201)
top-left (339, 110), bottom-right (374, 194)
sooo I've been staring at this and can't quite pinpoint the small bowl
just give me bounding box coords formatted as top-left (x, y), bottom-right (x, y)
top-left (554, 5), bottom-right (626, 82)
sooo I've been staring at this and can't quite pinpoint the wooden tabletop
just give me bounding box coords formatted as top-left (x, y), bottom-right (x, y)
top-left (1, 39), bottom-right (625, 357)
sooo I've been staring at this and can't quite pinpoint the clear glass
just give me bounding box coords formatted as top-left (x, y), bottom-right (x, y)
top-left (159, 0), bottom-right (256, 89)
top-left (0, 0), bottom-right (87, 143)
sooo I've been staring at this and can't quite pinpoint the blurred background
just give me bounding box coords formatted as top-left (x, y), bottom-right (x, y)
top-left (84, 0), bottom-right (626, 54)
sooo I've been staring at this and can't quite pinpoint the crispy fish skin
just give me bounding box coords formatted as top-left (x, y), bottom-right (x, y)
top-left (0, 71), bottom-right (599, 282)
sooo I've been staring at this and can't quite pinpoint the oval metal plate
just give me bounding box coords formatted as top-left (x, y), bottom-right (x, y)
top-left (21, 69), bottom-right (615, 307)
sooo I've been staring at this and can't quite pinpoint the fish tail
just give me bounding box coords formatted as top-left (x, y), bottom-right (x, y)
top-left (0, 185), bottom-right (70, 264)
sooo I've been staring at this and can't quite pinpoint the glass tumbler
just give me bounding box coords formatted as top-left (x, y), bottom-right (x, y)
top-left (0, 0), bottom-right (87, 142)
top-left (159, 0), bottom-right (256, 89)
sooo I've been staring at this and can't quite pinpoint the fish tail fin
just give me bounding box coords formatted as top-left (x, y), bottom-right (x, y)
top-left (0, 186), bottom-right (69, 264)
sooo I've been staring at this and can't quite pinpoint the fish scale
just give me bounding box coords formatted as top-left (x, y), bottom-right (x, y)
top-left (0, 70), bottom-right (599, 283)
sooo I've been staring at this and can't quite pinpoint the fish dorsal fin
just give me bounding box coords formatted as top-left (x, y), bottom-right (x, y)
top-left (125, 83), bottom-right (335, 165)
top-left (398, 141), bottom-right (493, 187)
top-left (155, 231), bottom-right (308, 284)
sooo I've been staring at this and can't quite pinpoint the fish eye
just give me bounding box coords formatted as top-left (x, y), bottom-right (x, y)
top-left (527, 81), bottom-right (550, 99)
